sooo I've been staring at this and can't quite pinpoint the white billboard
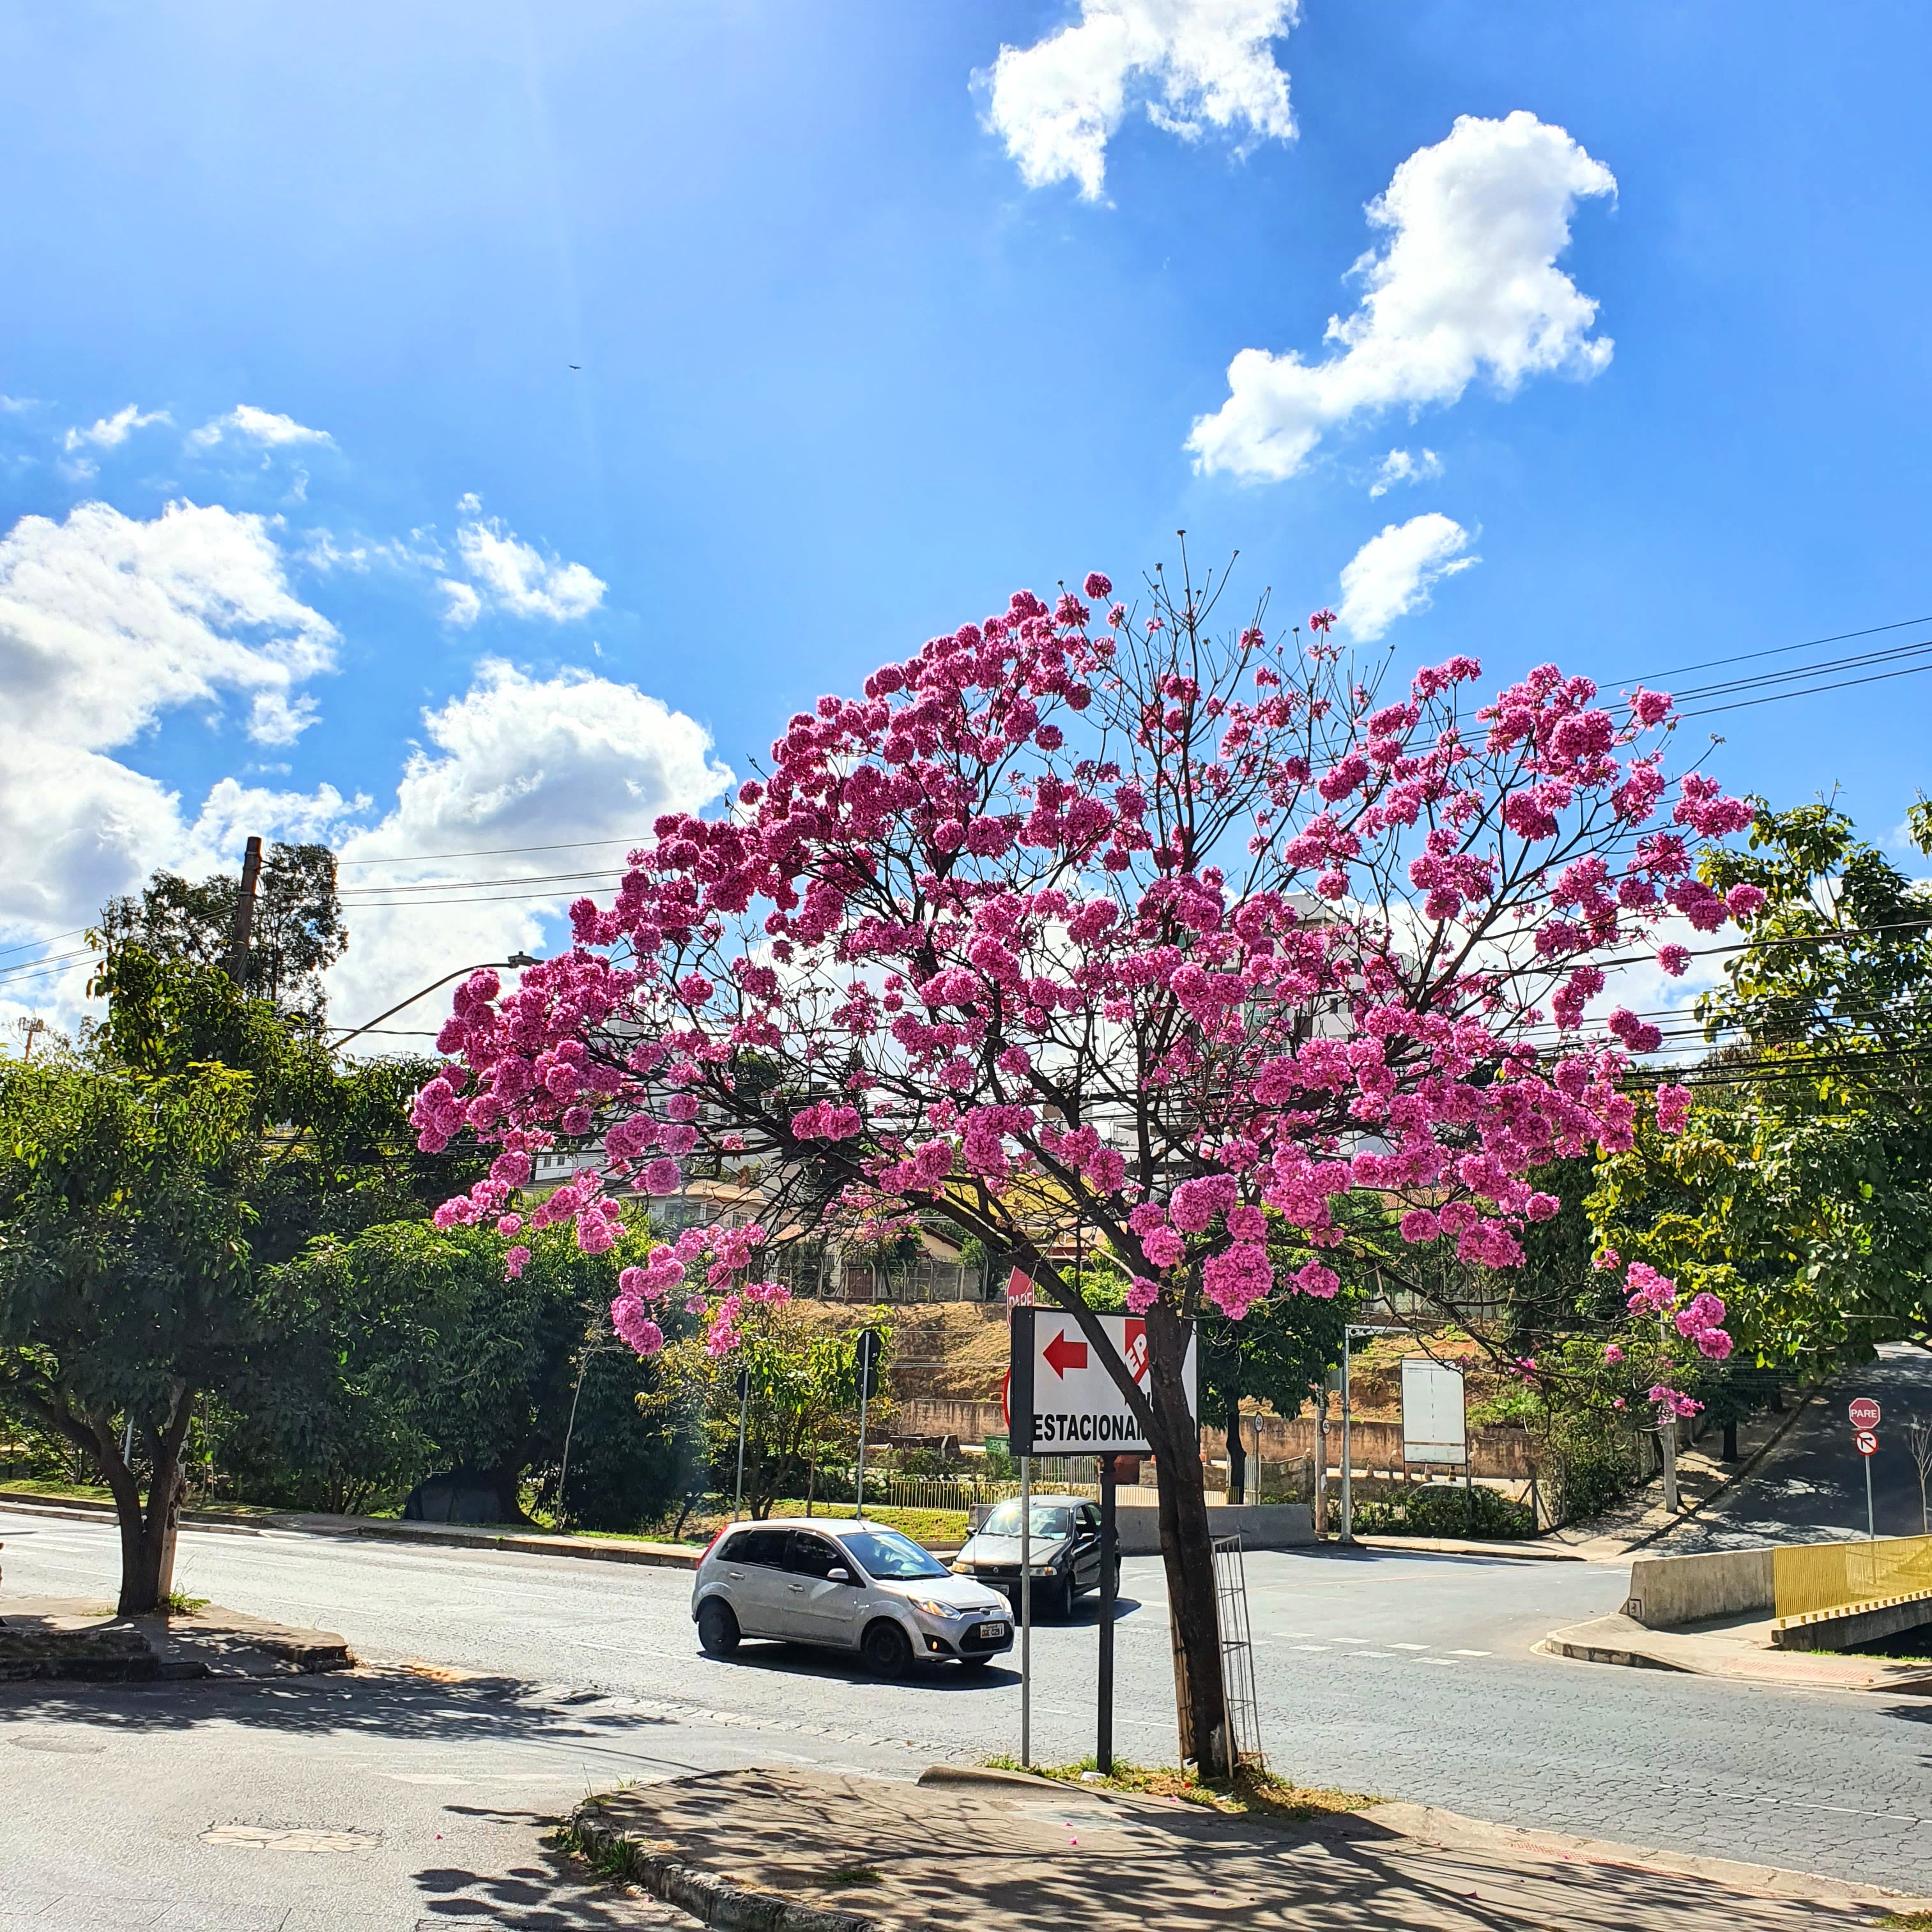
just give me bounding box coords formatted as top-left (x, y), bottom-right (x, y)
top-left (1007, 1307), bottom-right (1195, 1456)
top-left (1401, 1357), bottom-right (1468, 1466)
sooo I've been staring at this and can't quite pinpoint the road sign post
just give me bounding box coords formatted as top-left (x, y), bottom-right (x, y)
top-left (1019, 1450), bottom-right (1032, 1768)
top-left (1850, 1399), bottom-right (1882, 1542)
top-left (1096, 1453), bottom-right (1119, 1774)
top-left (1006, 1307), bottom-right (1195, 1455)
top-left (854, 1328), bottom-right (884, 1519)
top-left (733, 1367), bottom-right (750, 1518)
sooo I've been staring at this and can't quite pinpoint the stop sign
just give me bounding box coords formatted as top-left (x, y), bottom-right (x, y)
top-left (1850, 1397), bottom-right (1882, 1430)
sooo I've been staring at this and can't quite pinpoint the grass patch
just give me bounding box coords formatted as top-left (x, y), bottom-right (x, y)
top-left (158, 1591), bottom-right (208, 1616)
top-left (770, 1499), bottom-right (969, 1545)
top-left (0, 1478), bottom-right (280, 1519)
top-left (826, 1864), bottom-right (882, 1888)
top-left (985, 1756), bottom-right (1373, 1821)
top-left (1880, 1915), bottom-right (1932, 1930)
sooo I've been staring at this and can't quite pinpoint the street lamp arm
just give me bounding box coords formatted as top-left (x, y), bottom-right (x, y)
top-left (330, 953), bottom-right (538, 1052)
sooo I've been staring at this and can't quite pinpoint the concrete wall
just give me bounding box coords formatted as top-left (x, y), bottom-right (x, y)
top-left (967, 1499), bottom-right (1315, 1554)
top-left (1625, 1547), bottom-right (1775, 1628)
top-left (900, 1397), bottom-right (1535, 1480)
top-left (1113, 1502), bottom-right (1315, 1556)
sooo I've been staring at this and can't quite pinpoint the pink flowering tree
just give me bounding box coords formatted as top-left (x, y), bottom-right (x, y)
top-left (415, 556), bottom-right (1752, 1769)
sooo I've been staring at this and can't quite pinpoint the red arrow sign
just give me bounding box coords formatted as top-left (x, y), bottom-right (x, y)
top-left (1856, 1429), bottom-right (1879, 1457)
top-left (1042, 1328), bottom-right (1089, 1379)
top-left (1850, 1397), bottom-right (1881, 1430)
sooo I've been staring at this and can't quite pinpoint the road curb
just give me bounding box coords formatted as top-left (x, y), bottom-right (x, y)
top-left (0, 1494), bottom-right (268, 1537)
top-left (1342, 1534), bottom-right (1585, 1562)
top-left (566, 1797), bottom-right (880, 1932)
top-left (1363, 1800), bottom-right (1932, 1911)
top-left (348, 1521), bottom-right (702, 1568)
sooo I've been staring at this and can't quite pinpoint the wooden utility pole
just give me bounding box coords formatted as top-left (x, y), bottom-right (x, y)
top-left (225, 836), bottom-right (263, 985)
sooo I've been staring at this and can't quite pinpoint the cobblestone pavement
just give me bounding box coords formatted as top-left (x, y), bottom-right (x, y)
top-left (5, 1501), bottom-right (1930, 1919)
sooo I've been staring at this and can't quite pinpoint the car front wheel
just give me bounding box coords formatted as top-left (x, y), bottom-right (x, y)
top-left (861, 1618), bottom-right (914, 1678)
top-left (696, 1598), bottom-right (740, 1657)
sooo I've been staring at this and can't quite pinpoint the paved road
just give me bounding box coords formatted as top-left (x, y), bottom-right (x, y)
top-left (1659, 1342), bottom-right (1932, 1552)
top-left (6, 1503), bottom-right (1932, 1922)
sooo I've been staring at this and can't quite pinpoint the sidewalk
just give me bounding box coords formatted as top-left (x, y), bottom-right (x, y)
top-left (0, 1596), bottom-right (351, 1681)
top-left (0, 1487), bottom-right (705, 1570)
top-left (1542, 1609), bottom-right (1932, 1692)
top-left (565, 1763), bottom-right (1929, 1931)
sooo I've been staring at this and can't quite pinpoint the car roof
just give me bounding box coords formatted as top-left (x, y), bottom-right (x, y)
top-left (977, 1494), bottom-right (1091, 1508)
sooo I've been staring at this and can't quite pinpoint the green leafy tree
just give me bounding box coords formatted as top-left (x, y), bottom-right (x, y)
top-left (1595, 800), bottom-right (1932, 1367)
top-left (0, 1043), bottom-right (257, 1612)
top-left (99, 843), bottom-right (346, 1024)
top-left (648, 1302), bottom-right (885, 1519)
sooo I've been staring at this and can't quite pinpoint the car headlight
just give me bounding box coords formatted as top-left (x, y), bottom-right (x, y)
top-left (951, 1560), bottom-right (976, 1574)
top-left (908, 1597), bottom-right (968, 1619)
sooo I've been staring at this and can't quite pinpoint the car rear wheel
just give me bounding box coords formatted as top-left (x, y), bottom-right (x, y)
top-left (861, 1618), bottom-right (914, 1678)
top-left (696, 1598), bottom-right (740, 1657)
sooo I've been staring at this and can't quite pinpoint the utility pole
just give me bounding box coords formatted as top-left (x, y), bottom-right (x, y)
top-left (225, 836), bottom-right (263, 986)
top-left (1658, 1310), bottom-right (1679, 1513)
top-left (15, 1016), bottom-right (47, 1059)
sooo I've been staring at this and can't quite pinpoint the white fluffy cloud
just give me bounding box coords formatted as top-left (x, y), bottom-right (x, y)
top-left (981, 0), bottom-right (1296, 202)
top-left (63, 404), bottom-right (171, 452)
top-left (1189, 111), bottom-right (1615, 480)
top-left (1336, 512), bottom-right (1478, 641)
top-left (323, 662), bottom-right (732, 1034)
top-left (1368, 447), bottom-right (1442, 497)
top-left (0, 498), bottom-right (341, 938)
top-left (187, 404), bottom-right (335, 452)
top-left (440, 502), bottom-right (605, 625)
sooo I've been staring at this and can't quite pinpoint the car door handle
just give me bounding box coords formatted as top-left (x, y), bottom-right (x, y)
top-left (788, 1583), bottom-right (806, 1591)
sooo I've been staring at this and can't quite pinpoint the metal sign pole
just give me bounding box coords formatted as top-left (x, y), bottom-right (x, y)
top-left (1020, 1451), bottom-right (1032, 1768)
top-left (1866, 1453), bottom-right (1876, 1544)
top-left (733, 1368), bottom-right (749, 1518)
top-left (1097, 1454), bottom-right (1117, 1774)
top-left (1340, 1327), bottom-right (1354, 1544)
top-left (856, 1370), bottom-right (870, 1519)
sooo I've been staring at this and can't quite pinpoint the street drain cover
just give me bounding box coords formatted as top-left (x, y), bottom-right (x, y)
top-left (201, 1825), bottom-right (382, 1853)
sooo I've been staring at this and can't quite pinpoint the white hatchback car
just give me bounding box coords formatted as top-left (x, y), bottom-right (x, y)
top-left (691, 1517), bottom-right (1013, 1677)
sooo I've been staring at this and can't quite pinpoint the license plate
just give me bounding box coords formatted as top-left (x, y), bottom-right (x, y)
top-left (977, 1621), bottom-right (1008, 1640)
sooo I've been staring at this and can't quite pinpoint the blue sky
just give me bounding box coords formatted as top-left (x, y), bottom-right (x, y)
top-left (2, 1), bottom-right (1928, 1034)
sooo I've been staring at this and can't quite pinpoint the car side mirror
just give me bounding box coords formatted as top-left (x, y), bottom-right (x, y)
top-left (827, 1567), bottom-right (852, 1584)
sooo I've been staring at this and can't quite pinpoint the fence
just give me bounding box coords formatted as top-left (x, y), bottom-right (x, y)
top-left (872, 1460), bottom-right (1103, 1514)
top-left (1771, 1534), bottom-right (1932, 1620)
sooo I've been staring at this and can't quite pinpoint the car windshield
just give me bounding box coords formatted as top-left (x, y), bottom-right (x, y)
top-left (839, 1526), bottom-right (949, 1580)
top-left (980, 1502), bottom-right (1075, 1538)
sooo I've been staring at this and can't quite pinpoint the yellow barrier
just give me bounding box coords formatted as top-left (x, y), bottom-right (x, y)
top-left (1771, 1534), bottom-right (1932, 1619)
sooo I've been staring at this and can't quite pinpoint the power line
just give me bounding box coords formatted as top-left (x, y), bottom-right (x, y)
top-left (0, 926), bottom-right (88, 963)
top-left (333, 835), bottom-right (651, 870)
top-left (1611, 614), bottom-right (1932, 691)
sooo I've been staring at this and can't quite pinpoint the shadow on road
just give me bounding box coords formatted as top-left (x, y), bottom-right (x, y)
top-left (0, 1665), bottom-right (683, 1746)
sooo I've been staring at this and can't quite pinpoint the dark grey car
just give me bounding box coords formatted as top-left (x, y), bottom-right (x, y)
top-left (951, 1495), bottom-right (1119, 1620)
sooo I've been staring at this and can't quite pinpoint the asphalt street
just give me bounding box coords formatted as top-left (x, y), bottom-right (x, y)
top-left (5, 1501), bottom-right (1931, 1926)
top-left (1659, 1342), bottom-right (1932, 1552)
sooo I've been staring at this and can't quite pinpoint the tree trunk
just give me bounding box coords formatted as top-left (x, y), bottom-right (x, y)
top-left (1145, 1302), bottom-right (1230, 1778)
top-left (1223, 1384), bottom-right (1246, 1506)
top-left (1721, 1419), bottom-right (1739, 1462)
top-left (109, 1388), bottom-right (197, 1617)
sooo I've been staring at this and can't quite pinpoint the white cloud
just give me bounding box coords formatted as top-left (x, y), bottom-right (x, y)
top-left (0, 396), bottom-right (40, 413)
top-left (439, 578), bottom-right (484, 627)
top-left (1368, 447), bottom-right (1442, 497)
top-left (445, 501), bottom-right (604, 624)
top-left (63, 404), bottom-right (172, 452)
top-left (1189, 111), bottom-right (1615, 480)
top-left (187, 404), bottom-right (335, 452)
top-left (0, 498), bottom-right (340, 939)
top-left (981, 0), bottom-right (1296, 203)
top-left (1336, 512), bottom-right (1478, 641)
top-left (324, 661), bottom-right (733, 1032)
top-left (247, 690), bottom-right (322, 745)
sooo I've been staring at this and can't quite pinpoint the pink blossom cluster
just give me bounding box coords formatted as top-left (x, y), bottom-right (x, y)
top-left (415, 570), bottom-right (1754, 1354)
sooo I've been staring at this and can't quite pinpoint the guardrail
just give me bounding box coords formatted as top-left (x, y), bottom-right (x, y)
top-left (1772, 1534), bottom-right (1932, 1619)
